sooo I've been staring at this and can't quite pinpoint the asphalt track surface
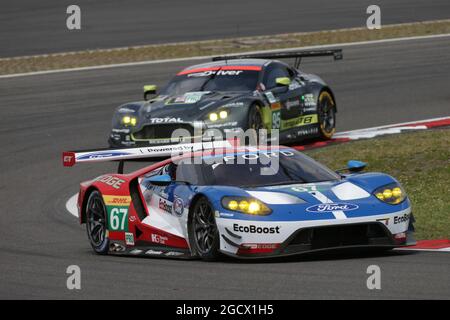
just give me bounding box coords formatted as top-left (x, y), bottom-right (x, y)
top-left (0, 37), bottom-right (449, 299)
top-left (1, 0), bottom-right (450, 57)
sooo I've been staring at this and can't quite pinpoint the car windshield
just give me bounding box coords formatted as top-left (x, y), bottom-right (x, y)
top-left (175, 149), bottom-right (340, 187)
top-left (159, 68), bottom-right (260, 96)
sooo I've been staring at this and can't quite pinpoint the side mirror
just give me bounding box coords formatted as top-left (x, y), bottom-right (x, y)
top-left (143, 85), bottom-right (157, 101)
top-left (347, 160), bottom-right (367, 173)
top-left (147, 174), bottom-right (172, 186)
top-left (275, 77), bottom-right (291, 87)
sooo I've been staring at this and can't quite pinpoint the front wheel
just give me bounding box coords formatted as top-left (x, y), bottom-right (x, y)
top-left (317, 91), bottom-right (336, 139)
top-left (85, 191), bottom-right (109, 254)
top-left (189, 197), bottom-right (220, 261)
top-left (246, 104), bottom-right (265, 145)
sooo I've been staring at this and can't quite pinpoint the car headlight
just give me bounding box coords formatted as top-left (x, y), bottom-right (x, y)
top-left (208, 110), bottom-right (228, 122)
top-left (122, 116), bottom-right (137, 126)
top-left (373, 183), bottom-right (406, 204)
top-left (221, 197), bottom-right (272, 215)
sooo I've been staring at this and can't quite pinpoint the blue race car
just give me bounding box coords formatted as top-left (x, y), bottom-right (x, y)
top-left (64, 142), bottom-right (415, 260)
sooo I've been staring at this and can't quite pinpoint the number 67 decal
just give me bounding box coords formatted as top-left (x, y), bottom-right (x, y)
top-left (108, 208), bottom-right (128, 231)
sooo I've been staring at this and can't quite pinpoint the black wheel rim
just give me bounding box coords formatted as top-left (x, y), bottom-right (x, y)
top-left (193, 201), bottom-right (217, 254)
top-left (319, 96), bottom-right (335, 133)
top-left (87, 196), bottom-right (107, 247)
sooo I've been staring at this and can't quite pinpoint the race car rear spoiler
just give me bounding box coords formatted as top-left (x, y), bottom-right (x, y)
top-left (212, 49), bottom-right (342, 68)
top-left (62, 140), bottom-right (236, 173)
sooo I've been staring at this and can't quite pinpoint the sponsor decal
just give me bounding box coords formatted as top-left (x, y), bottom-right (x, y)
top-left (303, 106), bottom-right (317, 112)
top-left (233, 223), bottom-right (281, 234)
top-left (165, 252), bottom-right (184, 257)
top-left (78, 151), bottom-right (132, 160)
top-left (145, 250), bottom-right (163, 255)
top-left (272, 109), bottom-right (281, 129)
top-left (63, 154), bottom-right (74, 165)
top-left (158, 198), bottom-right (173, 214)
top-left (107, 207), bottom-right (129, 231)
top-left (306, 203), bottom-right (359, 213)
top-left (265, 92), bottom-right (277, 104)
top-left (295, 127), bottom-right (319, 136)
top-left (281, 114), bottom-right (318, 130)
top-left (96, 176), bottom-right (125, 189)
top-left (151, 234), bottom-right (168, 244)
top-left (103, 195), bottom-right (131, 206)
top-left (218, 212), bottom-right (235, 218)
top-left (170, 91), bottom-right (210, 104)
top-left (103, 196), bottom-right (131, 232)
top-left (125, 232), bottom-right (135, 246)
top-left (149, 117), bottom-right (183, 124)
top-left (172, 197), bottom-right (184, 217)
top-left (184, 92), bottom-right (209, 103)
top-left (290, 184), bottom-right (328, 193)
top-left (286, 99), bottom-right (300, 109)
top-left (208, 121), bottom-right (238, 129)
top-left (130, 249), bottom-right (143, 255)
top-left (302, 93), bottom-right (316, 107)
top-left (187, 70), bottom-right (244, 77)
top-left (394, 214), bottom-right (410, 224)
top-left (112, 128), bottom-right (130, 133)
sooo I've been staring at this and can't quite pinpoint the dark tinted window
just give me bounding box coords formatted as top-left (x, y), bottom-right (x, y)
top-left (262, 63), bottom-right (292, 89)
top-left (176, 149), bottom-right (340, 187)
top-left (160, 70), bottom-right (259, 95)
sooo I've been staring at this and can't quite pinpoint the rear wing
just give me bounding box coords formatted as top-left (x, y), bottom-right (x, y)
top-left (62, 140), bottom-right (236, 173)
top-left (212, 49), bottom-right (343, 68)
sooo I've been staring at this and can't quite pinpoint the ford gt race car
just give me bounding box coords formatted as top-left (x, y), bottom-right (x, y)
top-left (63, 141), bottom-right (415, 260)
top-left (109, 49), bottom-right (342, 148)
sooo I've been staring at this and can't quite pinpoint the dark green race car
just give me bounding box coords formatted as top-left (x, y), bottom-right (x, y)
top-left (108, 49), bottom-right (342, 148)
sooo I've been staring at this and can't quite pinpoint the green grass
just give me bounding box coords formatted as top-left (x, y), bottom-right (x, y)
top-left (304, 129), bottom-right (450, 240)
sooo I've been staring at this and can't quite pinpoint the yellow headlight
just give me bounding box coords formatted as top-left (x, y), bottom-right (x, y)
top-left (374, 184), bottom-right (406, 205)
top-left (375, 193), bottom-right (384, 200)
top-left (122, 116), bottom-right (137, 126)
top-left (122, 116), bottom-right (131, 124)
top-left (228, 200), bottom-right (238, 210)
top-left (392, 187), bottom-right (402, 198)
top-left (209, 113), bottom-right (218, 121)
top-left (382, 189), bottom-right (393, 199)
top-left (238, 200), bottom-right (249, 211)
top-left (219, 110), bottom-right (228, 119)
top-left (247, 201), bottom-right (261, 214)
top-left (222, 197), bottom-right (272, 215)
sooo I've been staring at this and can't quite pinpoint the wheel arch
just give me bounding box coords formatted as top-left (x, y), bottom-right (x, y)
top-left (316, 86), bottom-right (337, 112)
top-left (188, 193), bottom-right (210, 224)
top-left (80, 186), bottom-right (100, 224)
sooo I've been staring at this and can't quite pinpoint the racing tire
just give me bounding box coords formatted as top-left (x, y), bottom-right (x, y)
top-left (85, 190), bottom-right (109, 255)
top-left (189, 197), bottom-right (221, 261)
top-left (246, 104), bottom-right (265, 145)
top-left (317, 91), bottom-right (336, 139)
